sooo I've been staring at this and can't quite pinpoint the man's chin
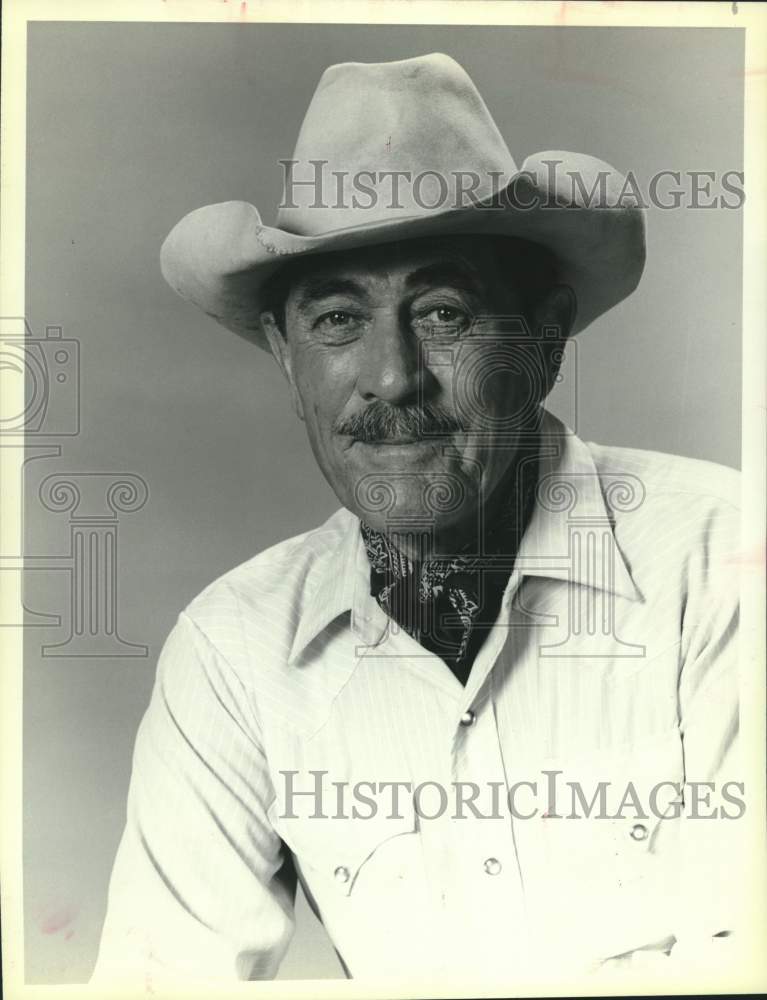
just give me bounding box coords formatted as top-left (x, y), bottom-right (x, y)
top-left (330, 439), bottom-right (483, 532)
top-left (348, 482), bottom-right (478, 537)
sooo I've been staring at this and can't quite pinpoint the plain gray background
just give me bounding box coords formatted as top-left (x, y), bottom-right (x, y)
top-left (23, 23), bottom-right (743, 983)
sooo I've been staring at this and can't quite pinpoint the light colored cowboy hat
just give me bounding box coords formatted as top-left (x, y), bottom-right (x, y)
top-left (160, 53), bottom-right (646, 348)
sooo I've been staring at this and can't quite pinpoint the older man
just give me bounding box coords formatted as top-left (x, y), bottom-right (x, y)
top-left (94, 54), bottom-right (742, 986)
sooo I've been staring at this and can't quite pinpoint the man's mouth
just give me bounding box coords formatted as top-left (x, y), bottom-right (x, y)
top-left (359, 436), bottom-right (426, 445)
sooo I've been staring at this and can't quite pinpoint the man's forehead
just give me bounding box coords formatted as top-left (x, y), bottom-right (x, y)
top-left (288, 235), bottom-right (497, 298)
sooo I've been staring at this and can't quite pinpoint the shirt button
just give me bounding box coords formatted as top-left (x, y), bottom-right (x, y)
top-left (630, 823), bottom-right (649, 842)
top-left (459, 710), bottom-right (476, 727)
top-left (334, 865), bottom-right (350, 883)
top-left (483, 857), bottom-right (502, 876)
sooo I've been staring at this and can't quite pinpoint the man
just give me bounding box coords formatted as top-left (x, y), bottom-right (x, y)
top-left (94, 54), bottom-right (742, 986)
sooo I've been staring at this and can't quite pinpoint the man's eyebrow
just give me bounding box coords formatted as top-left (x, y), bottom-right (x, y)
top-left (404, 261), bottom-right (485, 295)
top-left (293, 276), bottom-right (368, 309)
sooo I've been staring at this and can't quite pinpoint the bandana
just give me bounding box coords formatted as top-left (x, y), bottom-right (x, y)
top-left (361, 454), bottom-right (539, 685)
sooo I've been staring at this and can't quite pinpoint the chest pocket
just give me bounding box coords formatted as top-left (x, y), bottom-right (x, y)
top-left (539, 725), bottom-right (684, 857)
top-left (527, 725), bottom-right (686, 959)
top-left (266, 795), bottom-right (419, 900)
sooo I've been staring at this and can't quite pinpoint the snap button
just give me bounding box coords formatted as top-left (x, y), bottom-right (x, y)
top-left (460, 710), bottom-right (476, 727)
top-left (334, 865), bottom-right (350, 883)
top-left (483, 857), bottom-right (502, 876)
top-left (630, 823), bottom-right (649, 842)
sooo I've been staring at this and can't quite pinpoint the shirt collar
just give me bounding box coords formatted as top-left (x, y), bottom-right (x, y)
top-left (288, 411), bottom-right (641, 665)
top-left (287, 517), bottom-right (386, 666)
top-left (516, 410), bottom-right (641, 601)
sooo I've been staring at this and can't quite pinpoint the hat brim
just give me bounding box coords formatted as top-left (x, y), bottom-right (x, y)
top-left (160, 152), bottom-right (646, 348)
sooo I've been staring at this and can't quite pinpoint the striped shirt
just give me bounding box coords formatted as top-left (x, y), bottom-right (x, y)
top-left (93, 411), bottom-right (742, 987)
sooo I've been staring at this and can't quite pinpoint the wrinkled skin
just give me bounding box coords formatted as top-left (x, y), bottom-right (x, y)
top-left (261, 235), bottom-right (574, 558)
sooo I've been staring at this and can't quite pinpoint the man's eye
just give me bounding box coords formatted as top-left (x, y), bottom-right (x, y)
top-left (414, 306), bottom-right (471, 335)
top-left (312, 309), bottom-right (364, 342)
top-left (316, 310), bottom-right (353, 328)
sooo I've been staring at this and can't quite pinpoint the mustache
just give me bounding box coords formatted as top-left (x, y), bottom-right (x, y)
top-left (334, 402), bottom-right (462, 442)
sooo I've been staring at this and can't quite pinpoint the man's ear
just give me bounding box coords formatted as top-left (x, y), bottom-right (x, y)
top-left (530, 283), bottom-right (577, 397)
top-left (260, 312), bottom-right (305, 422)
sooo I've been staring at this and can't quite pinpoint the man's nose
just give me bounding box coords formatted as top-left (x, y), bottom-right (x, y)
top-left (356, 311), bottom-right (422, 404)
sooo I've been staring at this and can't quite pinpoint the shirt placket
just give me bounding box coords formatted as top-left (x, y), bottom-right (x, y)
top-left (357, 566), bottom-right (533, 972)
top-left (444, 570), bottom-right (532, 967)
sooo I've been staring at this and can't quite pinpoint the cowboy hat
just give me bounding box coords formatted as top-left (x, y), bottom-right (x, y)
top-left (160, 52), bottom-right (646, 347)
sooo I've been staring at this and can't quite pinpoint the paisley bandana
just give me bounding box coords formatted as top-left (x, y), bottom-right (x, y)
top-left (361, 454), bottom-right (540, 685)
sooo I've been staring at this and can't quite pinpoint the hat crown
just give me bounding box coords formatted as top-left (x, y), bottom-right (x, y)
top-left (160, 52), bottom-right (647, 348)
top-left (276, 53), bottom-right (517, 235)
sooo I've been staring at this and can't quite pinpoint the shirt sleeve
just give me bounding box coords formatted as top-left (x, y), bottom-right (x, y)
top-left (674, 499), bottom-right (743, 937)
top-left (598, 498), bottom-right (746, 982)
top-left (655, 499), bottom-right (743, 961)
top-left (91, 612), bottom-right (295, 986)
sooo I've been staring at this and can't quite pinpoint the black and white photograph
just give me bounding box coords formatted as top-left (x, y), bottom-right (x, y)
top-left (1, 2), bottom-right (766, 997)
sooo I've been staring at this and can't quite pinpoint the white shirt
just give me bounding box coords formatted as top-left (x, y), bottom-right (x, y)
top-left (93, 413), bottom-right (742, 988)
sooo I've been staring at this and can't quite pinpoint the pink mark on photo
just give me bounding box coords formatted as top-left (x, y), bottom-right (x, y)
top-left (40, 905), bottom-right (76, 935)
top-left (725, 543), bottom-right (766, 568)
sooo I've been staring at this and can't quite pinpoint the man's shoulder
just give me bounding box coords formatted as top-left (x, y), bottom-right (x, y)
top-left (582, 439), bottom-right (741, 585)
top-left (584, 438), bottom-right (740, 514)
top-left (187, 506), bottom-right (354, 613)
top-left (178, 506), bottom-right (355, 669)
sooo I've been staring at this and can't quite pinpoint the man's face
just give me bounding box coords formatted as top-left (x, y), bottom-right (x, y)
top-left (263, 236), bottom-right (565, 543)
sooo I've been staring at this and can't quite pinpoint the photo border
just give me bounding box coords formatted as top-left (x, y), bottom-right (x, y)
top-left (2, 2), bottom-right (765, 997)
